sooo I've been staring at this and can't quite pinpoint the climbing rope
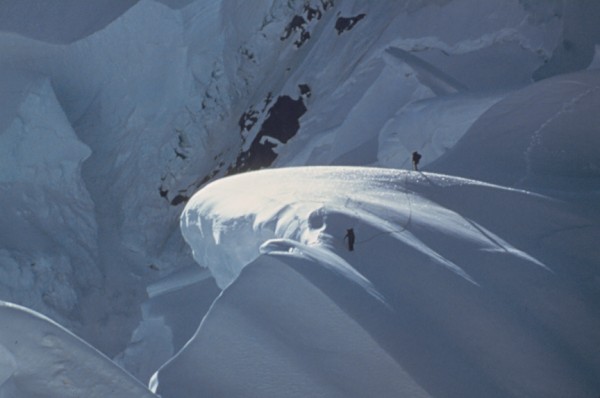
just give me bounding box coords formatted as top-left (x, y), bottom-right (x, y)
top-left (344, 170), bottom-right (415, 248)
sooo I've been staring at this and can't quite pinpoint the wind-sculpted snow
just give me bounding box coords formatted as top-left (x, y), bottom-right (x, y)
top-left (182, 167), bottom-right (483, 288)
top-left (377, 90), bottom-right (505, 170)
top-left (1, 0), bottom-right (600, 390)
top-left (152, 254), bottom-right (430, 398)
top-left (0, 0), bottom-right (212, 356)
top-left (181, 167), bottom-right (552, 289)
top-left (0, 301), bottom-right (156, 397)
top-left (431, 69), bottom-right (600, 189)
top-left (0, 0), bottom-right (139, 44)
top-left (0, 71), bottom-right (99, 332)
top-left (172, 166), bottom-right (600, 397)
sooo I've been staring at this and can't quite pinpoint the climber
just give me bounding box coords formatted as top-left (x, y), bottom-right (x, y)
top-left (412, 151), bottom-right (422, 171)
top-left (344, 228), bottom-right (355, 251)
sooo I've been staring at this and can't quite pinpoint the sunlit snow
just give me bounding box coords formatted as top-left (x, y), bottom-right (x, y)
top-left (156, 166), bottom-right (599, 398)
top-left (1, 0), bottom-right (599, 397)
top-left (0, 301), bottom-right (155, 397)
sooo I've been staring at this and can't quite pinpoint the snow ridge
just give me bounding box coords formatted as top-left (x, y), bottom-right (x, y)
top-left (0, 0), bottom-right (599, 395)
top-left (165, 166), bottom-right (600, 397)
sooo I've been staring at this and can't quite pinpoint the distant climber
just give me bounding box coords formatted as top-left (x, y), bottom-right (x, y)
top-left (412, 151), bottom-right (422, 171)
top-left (344, 228), bottom-right (355, 251)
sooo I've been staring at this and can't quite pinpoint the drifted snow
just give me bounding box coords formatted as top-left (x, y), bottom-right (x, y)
top-left (160, 166), bottom-right (600, 397)
top-left (180, 166), bottom-right (547, 289)
top-left (0, 0), bottom-right (599, 396)
top-left (152, 255), bottom-right (430, 398)
top-left (0, 0), bottom-right (138, 44)
top-left (0, 70), bottom-right (98, 330)
top-left (431, 69), bottom-right (600, 189)
top-left (0, 301), bottom-right (156, 398)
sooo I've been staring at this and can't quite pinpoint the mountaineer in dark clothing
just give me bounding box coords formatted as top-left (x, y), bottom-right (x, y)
top-left (344, 228), bottom-right (355, 251)
top-left (412, 151), bottom-right (422, 171)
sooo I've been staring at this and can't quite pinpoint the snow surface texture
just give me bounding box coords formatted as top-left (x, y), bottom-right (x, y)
top-left (0, 0), bottom-right (599, 396)
top-left (0, 301), bottom-right (155, 397)
top-left (155, 166), bottom-right (600, 397)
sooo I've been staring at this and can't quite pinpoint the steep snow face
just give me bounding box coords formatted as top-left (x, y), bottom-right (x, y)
top-left (0, 0), bottom-right (219, 355)
top-left (152, 255), bottom-right (430, 398)
top-left (217, 0), bottom-right (553, 172)
top-left (0, 0), bottom-right (139, 44)
top-left (181, 166), bottom-right (524, 289)
top-left (0, 72), bottom-right (90, 185)
top-left (0, 71), bottom-right (98, 330)
top-left (377, 91), bottom-right (506, 170)
top-left (431, 69), bottom-right (600, 189)
top-left (0, 301), bottom-right (156, 397)
top-left (165, 166), bottom-right (600, 397)
top-left (1, 0), bottom-right (599, 377)
top-left (531, 0), bottom-right (600, 80)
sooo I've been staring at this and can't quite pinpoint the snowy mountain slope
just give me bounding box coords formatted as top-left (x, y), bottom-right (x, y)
top-left (0, 0), bottom-right (220, 355)
top-left (430, 68), bottom-right (600, 190)
top-left (114, 266), bottom-right (220, 383)
top-left (0, 71), bottom-right (99, 331)
top-left (0, 0), bottom-right (599, 393)
top-left (154, 166), bottom-right (600, 397)
top-left (152, 254), bottom-right (429, 398)
top-left (377, 90), bottom-right (506, 170)
top-left (0, 0), bottom-right (139, 44)
top-left (0, 301), bottom-right (156, 397)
